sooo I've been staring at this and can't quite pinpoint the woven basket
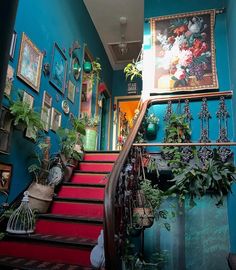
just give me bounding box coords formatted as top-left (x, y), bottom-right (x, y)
top-left (27, 182), bottom-right (54, 213)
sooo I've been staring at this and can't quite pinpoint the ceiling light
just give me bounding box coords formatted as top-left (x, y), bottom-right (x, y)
top-left (118, 42), bottom-right (128, 55)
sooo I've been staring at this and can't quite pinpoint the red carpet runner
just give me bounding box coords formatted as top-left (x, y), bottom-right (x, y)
top-left (0, 151), bottom-right (119, 269)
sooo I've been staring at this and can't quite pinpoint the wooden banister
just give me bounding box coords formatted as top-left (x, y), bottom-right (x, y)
top-left (104, 90), bottom-right (233, 269)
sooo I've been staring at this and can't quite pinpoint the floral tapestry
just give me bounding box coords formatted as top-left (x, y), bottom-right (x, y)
top-left (151, 9), bottom-right (218, 93)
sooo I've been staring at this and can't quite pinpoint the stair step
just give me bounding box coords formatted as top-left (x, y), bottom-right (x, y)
top-left (71, 172), bottom-right (109, 185)
top-left (57, 186), bottom-right (104, 200)
top-left (0, 235), bottom-right (94, 266)
top-left (51, 201), bottom-right (104, 218)
top-left (84, 152), bottom-right (119, 162)
top-left (36, 218), bottom-right (103, 240)
top-left (0, 256), bottom-right (94, 270)
top-left (79, 162), bottom-right (114, 172)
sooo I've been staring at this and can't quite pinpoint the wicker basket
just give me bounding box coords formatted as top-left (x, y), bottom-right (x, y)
top-left (27, 182), bottom-right (54, 213)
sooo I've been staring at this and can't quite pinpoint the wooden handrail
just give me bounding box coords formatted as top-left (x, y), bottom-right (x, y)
top-left (104, 90), bottom-right (233, 269)
top-left (133, 142), bottom-right (236, 147)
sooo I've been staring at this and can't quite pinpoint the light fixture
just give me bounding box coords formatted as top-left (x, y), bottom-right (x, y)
top-left (118, 17), bottom-right (128, 55)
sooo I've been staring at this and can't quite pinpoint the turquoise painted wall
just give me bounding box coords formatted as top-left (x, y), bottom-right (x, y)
top-left (224, 0), bottom-right (236, 253)
top-left (143, 0), bottom-right (234, 268)
top-left (0, 0), bottom-right (113, 204)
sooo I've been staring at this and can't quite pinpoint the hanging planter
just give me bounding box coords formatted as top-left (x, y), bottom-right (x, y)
top-left (145, 113), bottom-right (159, 140)
top-left (83, 61), bottom-right (92, 73)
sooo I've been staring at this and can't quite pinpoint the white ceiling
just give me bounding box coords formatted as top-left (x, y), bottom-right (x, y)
top-left (83, 0), bottom-right (144, 70)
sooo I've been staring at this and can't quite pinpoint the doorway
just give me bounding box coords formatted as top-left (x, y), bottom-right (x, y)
top-left (113, 95), bottom-right (140, 150)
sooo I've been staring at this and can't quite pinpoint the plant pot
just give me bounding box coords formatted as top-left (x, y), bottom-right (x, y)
top-left (84, 127), bottom-right (97, 151)
top-left (27, 182), bottom-right (54, 213)
top-left (133, 207), bottom-right (154, 228)
top-left (83, 61), bottom-right (92, 73)
top-left (146, 123), bottom-right (157, 140)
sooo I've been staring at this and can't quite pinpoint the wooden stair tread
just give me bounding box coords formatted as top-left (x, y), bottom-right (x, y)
top-left (84, 150), bottom-right (119, 154)
top-left (74, 170), bottom-right (111, 174)
top-left (38, 213), bottom-right (103, 223)
top-left (62, 182), bottom-right (106, 188)
top-left (0, 256), bottom-right (94, 270)
top-left (6, 233), bottom-right (96, 248)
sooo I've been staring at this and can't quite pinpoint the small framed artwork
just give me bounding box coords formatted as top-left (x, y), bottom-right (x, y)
top-left (50, 43), bottom-right (67, 93)
top-left (41, 91), bottom-right (52, 131)
top-left (17, 33), bottom-right (43, 92)
top-left (67, 80), bottom-right (76, 103)
top-left (9, 31), bottom-right (17, 60)
top-left (4, 65), bottom-right (14, 96)
top-left (22, 91), bottom-right (34, 108)
top-left (0, 163), bottom-right (12, 192)
top-left (62, 100), bottom-right (70, 114)
top-left (50, 107), bottom-right (62, 131)
top-left (150, 9), bottom-right (218, 93)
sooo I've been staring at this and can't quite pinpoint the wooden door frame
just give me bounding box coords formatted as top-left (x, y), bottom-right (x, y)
top-left (112, 95), bottom-right (140, 150)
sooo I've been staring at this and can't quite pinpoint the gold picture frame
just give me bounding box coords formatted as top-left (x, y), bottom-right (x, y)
top-left (17, 33), bottom-right (43, 92)
top-left (50, 108), bottom-right (62, 132)
top-left (150, 9), bottom-right (218, 94)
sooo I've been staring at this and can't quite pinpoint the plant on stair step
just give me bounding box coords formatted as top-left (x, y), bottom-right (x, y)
top-left (27, 136), bottom-right (63, 213)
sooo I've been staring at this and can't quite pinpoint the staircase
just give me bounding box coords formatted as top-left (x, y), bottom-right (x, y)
top-left (0, 151), bottom-right (119, 270)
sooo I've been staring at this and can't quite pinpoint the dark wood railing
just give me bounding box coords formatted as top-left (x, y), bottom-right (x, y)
top-left (104, 90), bottom-right (233, 269)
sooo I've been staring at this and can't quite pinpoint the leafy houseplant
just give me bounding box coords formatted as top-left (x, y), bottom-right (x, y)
top-left (162, 113), bottom-right (191, 175)
top-left (83, 58), bottom-right (102, 88)
top-left (124, 61), bottom-right (142, 81)
top-left (168, 150), bottom-right (236, 207)
top-left (80, 113), bottom-right (99, 151)
top-left (145, 113), bottom-right (159, 140)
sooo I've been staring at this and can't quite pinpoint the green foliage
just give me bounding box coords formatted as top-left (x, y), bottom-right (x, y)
top-left (124, 62), bottom-right (142, 81)
top-left (71, 117), bottom-right (86, 136)
top-left (168, 151), bottom-right (236, 207)
top-left (56, 128), bottom-right (83, 161)
top-left (83, 58), bottom-right (102, 87)
top-left (6, 92), bottom-right (44, 140)
top-left (145, 113), bottom-right (159, 125)
top-left (80, 113), bottom-right (99, 128)
top-left (162, 113), bottom-right (192, 175)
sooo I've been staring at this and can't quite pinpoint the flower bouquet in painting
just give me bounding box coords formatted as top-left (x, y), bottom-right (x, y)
top-left (151, 10), bottom-right (218, 93)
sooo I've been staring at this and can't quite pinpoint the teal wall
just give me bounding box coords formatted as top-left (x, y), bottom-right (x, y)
top-left (225, 0), bottom-right (236, 253)
top-left (0, 0), bottom-right (113, 204)
top-left (143, 0), bottom-right (235, 267)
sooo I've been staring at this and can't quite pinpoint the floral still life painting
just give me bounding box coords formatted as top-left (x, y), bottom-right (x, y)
top-left (151, 9), bottom-right (218, 93)
top-left (17, 33), bottom-right (43, 92)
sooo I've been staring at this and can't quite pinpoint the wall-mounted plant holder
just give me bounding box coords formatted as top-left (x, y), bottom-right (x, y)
top-left (0, 107), bottom-right (14, 154)
top-left (83, 61), bottom-right (92, 73)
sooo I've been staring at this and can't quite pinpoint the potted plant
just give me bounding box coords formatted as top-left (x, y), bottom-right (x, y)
top-left (27, 137), bottom-right (63, 213)
top-left (168, 150), bottom-right (236, 207)
top-left (6, 93), bottom-right (44, 140)
top-left (80, 113), bottom-right (99, 151)
top-left (83, 58), bottom-right (102, 87)
top-left (56, 124), bottom-right (85, 182)
top-left (145, 113), bottom-right (159, 140)
top-left (124, 61), bottom-right (142, 81)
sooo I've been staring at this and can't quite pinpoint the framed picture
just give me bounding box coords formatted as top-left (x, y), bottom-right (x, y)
top-left (17, 33), bottom-right (43, 92)
top-left (50, 107), bottom-right (62, 131)
top-left (22, 91), bottom-right (36, 140)
top-left (41, 91), bottom-right (52, 131)
top-left (80, 81), bottom-right (92, 116)
top-left (150, 9), bottom-right (218, 93)
top-left (0, 163), bottom-right (12, 192)
top-left (9, 31), bottom-right (17, 60)
top-left (50, 43), bottom-right (67, 93)
top-left (67, 80), bottom-right (76, 103)
top-left (4, 65), bottom-right (14, 96)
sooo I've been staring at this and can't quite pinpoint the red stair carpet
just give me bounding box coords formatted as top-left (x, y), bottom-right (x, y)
top-left (0, 151), bottom-right (119, 270)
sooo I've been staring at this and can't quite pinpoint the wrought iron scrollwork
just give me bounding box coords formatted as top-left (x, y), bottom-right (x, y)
top-left (164, 101), bottom-right (173, 122)
top-left (216, 96), bottom-right (233, 162)
top-left (198, 98), bottom-right (213, 163)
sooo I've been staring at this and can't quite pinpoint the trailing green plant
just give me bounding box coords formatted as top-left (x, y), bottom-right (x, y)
top-left (168, 150), bottom-right (236, 207)
top-left (83, 58), bottom-right (102, 87)
top-left (124, 61), bottom-right (142, 81)
top-left (162, 113), bottom-right (192, 175)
